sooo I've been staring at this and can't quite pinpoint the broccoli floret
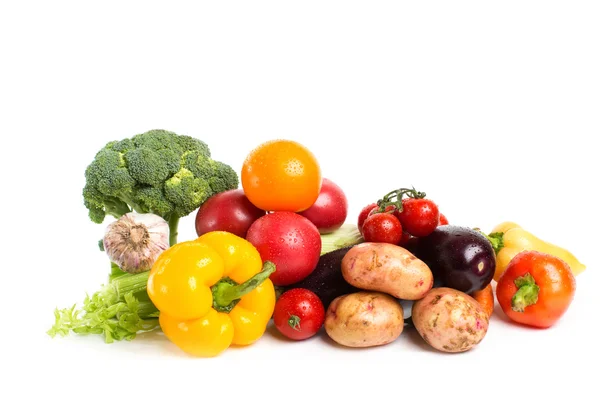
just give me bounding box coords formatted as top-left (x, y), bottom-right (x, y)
top-left (181, 153), bottom-right (239, 193)
top-left (130, 129), bottom-right (211, 158)
top-left (209, 161), bottom-right (239, 194)
top-left (82, 129), bottom-right (238, 245)
top-left (134, 186), bottom-right (174, 216)
top-left (85, 148), bottom-right (136, 196)
top-left (176, 134), bottom-right (211, 156)
top-left (125, 148), bottom-right (171, 187)
top-left (131, 129), bottom-right (179, 152)
top-left (182, 152), bottom-right (214, 179)
top-left (164, 168), bottom-right (213, 217)
top-left (106, 138), bottom-right (135, 153)
top-left (82, 185), bottom-right (109, 223)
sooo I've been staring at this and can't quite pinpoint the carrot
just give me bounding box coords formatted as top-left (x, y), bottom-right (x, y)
top-left (471, 284), bottom-right (494, 318)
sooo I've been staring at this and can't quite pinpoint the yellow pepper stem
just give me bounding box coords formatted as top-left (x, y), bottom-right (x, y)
top-left (486, 232), bottom-right (504, 254)
top-left (474, 229), bottom-right (504, 255)
top-left (511, 273), bottom-right (540, 312)
top-left (212, 261), bottom-right (276, 313)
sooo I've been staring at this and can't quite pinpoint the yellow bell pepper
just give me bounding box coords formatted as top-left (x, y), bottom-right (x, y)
top-left (147, 231), bottom-right (276, 357)
top-left (488, 222), bottom-right (587, 282)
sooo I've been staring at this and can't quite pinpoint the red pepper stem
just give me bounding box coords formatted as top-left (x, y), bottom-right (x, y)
top-left (212, 261), bottom-right (276, 313)
top-left (511, 272), bottom-right (540, 312)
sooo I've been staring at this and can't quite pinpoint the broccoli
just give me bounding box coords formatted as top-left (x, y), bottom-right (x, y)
top-left (83, 129), bottom-right (238, 245)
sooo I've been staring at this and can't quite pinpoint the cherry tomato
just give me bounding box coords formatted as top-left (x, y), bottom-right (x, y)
top-left (273, 288), bottom-right (325, 340)
top-left (357, 203), bottom-right (378, 235)
top-left (246, 212), bottom-right (322, 286)
top-left (397, 198), bottom-right (439, 237)
top-left (438, 213), bottom-right (449, 226)
top-left (362, 213), bottom-right (403, 244)
top-left (496, 251), bottom-right (576, 328)
top-left (370, 204), bottom-right (396, 217)
top-left (194, 189), bottom-right (265, 238)
top-left (299, 178), bottom-right (348, 234)
top-left (241, 139), bottom-right (322, 212)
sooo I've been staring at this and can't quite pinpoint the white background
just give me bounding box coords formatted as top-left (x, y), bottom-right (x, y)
top-left (2, 1), bottom-right (599, 399)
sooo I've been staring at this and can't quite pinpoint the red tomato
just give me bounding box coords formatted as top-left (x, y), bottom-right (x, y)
top-left (299, 178), bottom-right (348, 234)
top-left (195, 189), bottom-right (265, 238)
top-left (273, 288), bottom-right (325, 340)
top-left (246, 212), bottom-right (322, 286)
top-left (357, 203), bottom-right (378, 235)
top-left (362, 213), bottom-right (403, 244)
top-left (370, 204), bottom-right (396, 217)
top-left (438, 213), bottom-right (449, 226)
top-left (397, 198), bottom-right (439, 237)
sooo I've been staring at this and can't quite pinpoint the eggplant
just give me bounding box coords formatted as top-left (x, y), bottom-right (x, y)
top-left (283, 246), bottom-right (360, 309)
top-left (407, 225), bottom-right (496, 294)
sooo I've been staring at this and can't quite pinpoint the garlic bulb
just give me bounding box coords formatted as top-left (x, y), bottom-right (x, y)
top-left (103, 213), bottom-right (170, 274)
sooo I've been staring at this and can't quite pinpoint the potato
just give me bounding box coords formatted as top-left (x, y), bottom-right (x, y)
top-left (324, 291), bottom-right (404, 348)
top-left (412, 287), bottom-right (489, 353)
top-left (341, 242), bottom-right (433, 300)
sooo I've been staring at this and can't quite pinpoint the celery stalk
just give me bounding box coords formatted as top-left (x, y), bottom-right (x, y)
top-left (47, 268), bottom-right (159, 343)
top-left (112, 270), bottom-right (151, 298)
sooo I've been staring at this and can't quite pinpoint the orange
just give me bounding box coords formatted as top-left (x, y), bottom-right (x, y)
top-left (241, 139), bottom-right (321, 212)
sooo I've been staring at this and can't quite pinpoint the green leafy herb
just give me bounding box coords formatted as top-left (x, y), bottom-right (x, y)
top-left (47, 275), bottom-right (159, 343)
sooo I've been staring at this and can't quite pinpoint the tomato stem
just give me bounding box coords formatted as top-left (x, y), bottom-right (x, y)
top-left (511, 272), bottom-right (540, 312)
top-left (375, 187), bottom-right (426, 214)
top-left (288, 314), bottom-right (301, 331)
top-left (212, 261), bottom-right (276, 313)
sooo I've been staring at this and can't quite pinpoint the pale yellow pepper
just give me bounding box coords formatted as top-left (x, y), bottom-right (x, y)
top-left (489, 222), bottom-right (587, 282)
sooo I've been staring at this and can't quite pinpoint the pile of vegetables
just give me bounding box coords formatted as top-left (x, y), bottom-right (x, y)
top-left (48, 129), bottom-right (240, 342)
top-left (48, 133), bottom-right (587, 356)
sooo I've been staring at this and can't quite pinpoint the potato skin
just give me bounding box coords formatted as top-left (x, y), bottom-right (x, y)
top-left (412, 287), bottom-right (489, 353)
top-left (341, 242), bottom-right (433, 300)
top-left (325, 292), bottom-right (404, 348)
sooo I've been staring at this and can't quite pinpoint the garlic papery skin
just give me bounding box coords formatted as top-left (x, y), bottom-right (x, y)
top-left (103, 213), bottom-right (170, 274)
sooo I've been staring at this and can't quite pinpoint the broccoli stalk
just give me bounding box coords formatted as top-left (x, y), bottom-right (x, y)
top-left (48, 129), bottom-right (239, 342)
top-left (167, 215), bottom-right (179, 247)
